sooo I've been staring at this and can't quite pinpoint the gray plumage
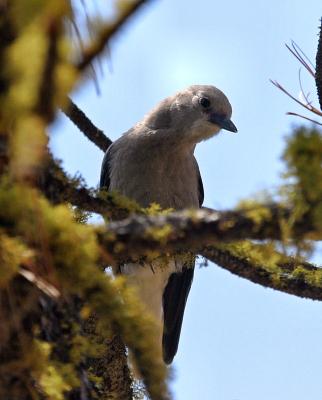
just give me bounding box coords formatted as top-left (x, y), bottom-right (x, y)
top-left (100, 85), bottom-right (237, 364)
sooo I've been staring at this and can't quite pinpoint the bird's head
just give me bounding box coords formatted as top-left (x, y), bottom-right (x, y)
top-left (143, 85), bottom-right (237, 145)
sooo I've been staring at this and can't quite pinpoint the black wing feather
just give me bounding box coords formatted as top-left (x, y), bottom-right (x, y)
top-left (162, 266), bottom-right (195, 364)
top-left (162, 165), bottom-right (204, 364)
top-left (100, 144), bottom-right (113, 190)
top-left (197, 167), bottom-right (204, 207)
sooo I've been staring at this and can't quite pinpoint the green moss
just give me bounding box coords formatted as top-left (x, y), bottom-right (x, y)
top-left (216, 240), bottom-right (322, 294)
top-left (292, 266), bottom-right (322, 288)
top-left (216, 241), bottom-right (286, 282)
top-left (99, 189), bottom-right (141, 214)
top-left (6, 24), bottom-right (47, 115)
top-left (35, 341), bottom-right (79, 400)
top-left (0, 233), bottom-right (29, 287)
top-left (145, 224), bottom-right (173, 244)
top-left (0, 180), bottom-right (167, 399)
top-left (237, 200), bottom-right (273, 226)
top-left (283, 126), bottom-right (322, 232)
top-left (144, 203), bottom-right (174, 215)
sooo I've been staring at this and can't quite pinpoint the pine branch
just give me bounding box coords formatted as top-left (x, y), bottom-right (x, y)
top-left (63, 97), bottom-right (112, 152)
top-left (201, 245), bottom-right (322, 301)
top-left (77, 0), bottom-right (151, 71)
top-left (316, 18), bottom-right (322, 111)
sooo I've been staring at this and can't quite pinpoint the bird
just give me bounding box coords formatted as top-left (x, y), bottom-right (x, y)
top-left (100, 84), bottom-right (237, 365)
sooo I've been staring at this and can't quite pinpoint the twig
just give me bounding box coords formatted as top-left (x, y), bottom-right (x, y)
top-left (271, 35), bottom-right (322, 122)
top-left (286, 112), bottom-right (322, 126)
top-left (298, 68), bottom-right (312, 107)
top-left (270, 79), bottom-right (322, 117)
top-left (286, 41), bottom-right (315, 77)
top-left (69, 8), bottom-right (102, 93)
top-left (62, 97), bottom-right (112, 152)
top-left (19, 268), bottom-right (60, 298)
top-left (77, 0), bottom-right (151, 71)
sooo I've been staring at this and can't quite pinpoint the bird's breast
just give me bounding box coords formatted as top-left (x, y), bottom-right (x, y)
top-left (110, 147), bottom-right (200, 209)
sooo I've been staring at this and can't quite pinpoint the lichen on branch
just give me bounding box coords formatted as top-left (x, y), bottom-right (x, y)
top-left (316, 18), bottom-right (322, 110)
top-left (201, 243), bottom-right (322, 301)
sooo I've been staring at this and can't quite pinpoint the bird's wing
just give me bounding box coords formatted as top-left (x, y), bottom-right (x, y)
top-left (162, 265), bottom-right (195, 364)
top-left (194, 157), bottom-right (204, 207)
top-left (100, 144), bottom-right (113, 189)
top-left (162, 161), bottom-right (204, 364)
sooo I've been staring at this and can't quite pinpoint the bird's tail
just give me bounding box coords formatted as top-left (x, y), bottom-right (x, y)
top-left (162, 266), bottom-right (195, 364)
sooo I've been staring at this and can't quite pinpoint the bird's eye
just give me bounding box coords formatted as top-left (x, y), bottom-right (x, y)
top-left (199, 97), bottom-right (211, 108)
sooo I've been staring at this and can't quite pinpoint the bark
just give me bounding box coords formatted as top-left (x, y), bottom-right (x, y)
top-left (316, 18), bottom-right (322, 110)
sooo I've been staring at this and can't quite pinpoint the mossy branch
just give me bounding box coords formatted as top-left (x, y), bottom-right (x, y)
top-left (0, 182), bottom-right (168, 400)
top-left (39, 154), bottom-right (140, 218)
top-left (201, 244), bottom-right (322, 301)
top-left (62, 97), bottom-right (112, 152)
top-left (316, 18), bottom-right (322, 111)
top-left (96, 207), bottom-right (319, 262)
top-left (38, 153), bottom-right (320, 244)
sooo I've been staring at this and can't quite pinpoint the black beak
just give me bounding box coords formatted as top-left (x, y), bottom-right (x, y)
top-left (208, 113), bottom-right (238, 133)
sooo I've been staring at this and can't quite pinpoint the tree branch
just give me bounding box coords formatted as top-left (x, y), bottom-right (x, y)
top-left (97, 207), bottom-right (319, 262)
top-left (95, 213), bottom-right (322, 302)
top-left (77, 0), bottom-right (151, 71)
top-left (316, 18), bottom-right (322, 111)
top-left (201, 245), bottom-right (322, 301)
top-left (62, 97), bottom-right (112, 152)
top-left (39, 154), bottom-right (139, 218)
top-left (286, 111), bottom-right (322, 126)
top-left (271, 79), bottom-right (322, 117)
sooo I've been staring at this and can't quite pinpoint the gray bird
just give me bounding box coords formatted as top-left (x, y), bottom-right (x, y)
top-left (100, 85), bottom-right (237, 364)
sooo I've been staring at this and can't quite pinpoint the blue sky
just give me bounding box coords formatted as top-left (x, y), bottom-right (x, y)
top-left (51, 1), bottom-right (322, 399)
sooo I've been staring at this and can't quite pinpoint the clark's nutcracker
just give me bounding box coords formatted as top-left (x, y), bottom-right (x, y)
top-left (100, 85), bottom-right (237, 364)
